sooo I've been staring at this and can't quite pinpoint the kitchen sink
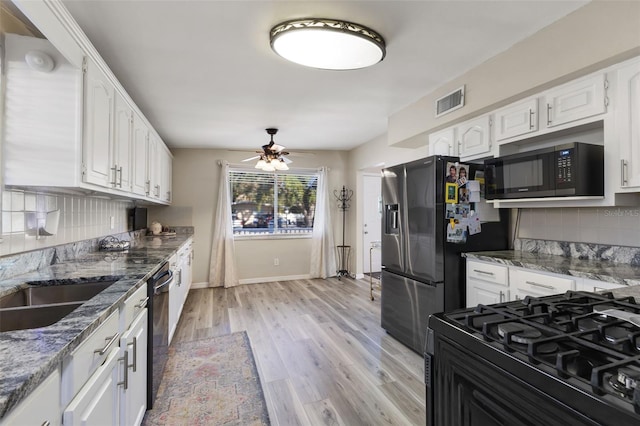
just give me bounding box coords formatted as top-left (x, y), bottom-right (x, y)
top-left (0, 280), bottom-right (117, 332)
top-left (0, 281), bottom-right (116, 308)
top-left (0, 303), bottom-right (83, 332)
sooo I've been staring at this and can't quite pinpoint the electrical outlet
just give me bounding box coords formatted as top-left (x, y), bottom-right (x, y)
top-left (274, 258), bottom-right (280, 266)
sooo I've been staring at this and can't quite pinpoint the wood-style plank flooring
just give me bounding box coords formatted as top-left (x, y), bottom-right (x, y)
top-left (172, 277), bottom-right (426, 426)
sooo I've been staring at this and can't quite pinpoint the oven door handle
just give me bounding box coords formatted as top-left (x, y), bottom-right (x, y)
top-left (153, 270), bottom-right (174, 294)
top-left (593, 308), bottom-right (640, 328)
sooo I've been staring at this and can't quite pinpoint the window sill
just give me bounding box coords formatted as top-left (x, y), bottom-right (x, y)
top-left (234, 233), bottom-right (312, 241)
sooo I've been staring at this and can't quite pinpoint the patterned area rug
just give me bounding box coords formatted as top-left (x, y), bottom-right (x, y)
top-left (143, 332), bottom-right (270, 426)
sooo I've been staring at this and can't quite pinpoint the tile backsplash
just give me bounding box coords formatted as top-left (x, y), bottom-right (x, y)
top-left (517, 207), bottom-right (640, 247)
top-left (1, 188), bottom-right (133, 256)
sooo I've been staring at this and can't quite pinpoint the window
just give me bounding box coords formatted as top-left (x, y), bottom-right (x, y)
top-left (230, 169), bottom-right (318, 235)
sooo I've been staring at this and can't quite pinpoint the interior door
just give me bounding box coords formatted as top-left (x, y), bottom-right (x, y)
top-left (363, 173), bottom-right (382, 274)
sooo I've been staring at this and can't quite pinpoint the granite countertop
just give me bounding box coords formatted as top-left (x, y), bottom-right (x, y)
top-left (0, 234), bottom-right (193, 419)
top-left (464, 250), bottom-right (640, 287)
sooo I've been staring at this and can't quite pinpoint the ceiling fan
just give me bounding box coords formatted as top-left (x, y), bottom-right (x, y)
top-left (242, 128), bottom-right (291, 171)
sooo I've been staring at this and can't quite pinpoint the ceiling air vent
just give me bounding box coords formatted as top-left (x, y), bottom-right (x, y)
top-left (435, 86), bottom-right (465, 117)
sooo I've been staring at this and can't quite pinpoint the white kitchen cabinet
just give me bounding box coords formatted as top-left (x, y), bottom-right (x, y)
top-left (82, 57), bottom-right (115, 188)
top-left (147, 133), bottom-right (161, 199)
top-left (63, 347), bottom-right (121, 426)
top-left (466, 260), bottom-right (509, 307)
top-left (494, 97), bottom-right (538, 141)
top-left (160, 143), bottom-right (173, 203)
top-left (509, 268), bottom-right (575, 301)
top-left (543, 73), bottom-right (607, 129)
top-left (113, 92), bottom-right (134, 192)
top-left (616, 58), bottom-right (640, 189)
top-left (120, 310), bottom-right (148, 426)
top-left (456, 114), bottom-right (493, 160)
top-left (428, 127), bottom-right (456, 156)
top-left (0, 368), bottom-right (61, 426)
top-left (577, 278), bottom-right (623, 293)
top-left (131, 112), bottom-right (150, 196)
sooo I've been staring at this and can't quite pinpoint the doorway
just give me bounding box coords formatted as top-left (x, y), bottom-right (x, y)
top-left (362, 173), bottom-right (382, 276)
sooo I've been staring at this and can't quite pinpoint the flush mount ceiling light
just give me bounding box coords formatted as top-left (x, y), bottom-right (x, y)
top-left (270, 18), bottom-right (386, 70)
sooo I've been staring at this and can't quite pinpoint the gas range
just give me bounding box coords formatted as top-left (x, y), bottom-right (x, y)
top-left (425, 291), bottom-right (640, 426)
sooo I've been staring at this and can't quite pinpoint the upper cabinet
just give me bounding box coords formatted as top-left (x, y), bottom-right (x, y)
top-left (82, 58), bottom-right (115, 188)
top-left (428, 127), bottom-right (456, 156)
top-left (457, 114), bottom-right (493, 160)
top-left (4, 0), bottom-right (171, 205)
top-left (616, 57), bottom-right (640, 189)
top-left (543, 74), bottom-right (607, 128)
top-left (494, 97), bottom-right (538, 141)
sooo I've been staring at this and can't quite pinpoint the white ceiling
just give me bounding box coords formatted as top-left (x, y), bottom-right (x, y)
top-left (60, 0), bottom-right (588, 152)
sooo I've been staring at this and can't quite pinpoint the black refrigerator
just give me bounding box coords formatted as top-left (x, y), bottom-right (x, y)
top-left (381, 155), bottom-right (509, 353)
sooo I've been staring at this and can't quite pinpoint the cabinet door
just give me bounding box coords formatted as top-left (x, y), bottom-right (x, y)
top-left (63, 347), bottom-right (120, 426)
top-left (131, 113), bottom-right (149, 196)
top-left (168, 280), bottom-right (180, 344)
top-left (543, 73), bottom-right (606, 128)
top-left (83, 58), bottom-right (115, 188)
top-left (429, 127), bottom-right (456, 156)
top-left (467, 278), bottom-right (508, 307)
top-left (147, 134), bottom-right (160, 199)
top-left (494, 97), bottom-right (538, 141)
top-left (159, 144), bottom-right (173, 203)
top-left (120, 310), bottom-right (148, 426)
top-left (113, 92), bottom-right (133, 192)
top-left (457, 115), bottom-right (492, 159)
top-left (0, 369), bottom-right (61, 426)
top-left (577, 278), bottom-right (622, 293)
top-left (617, 59), bottom-right (640, 188)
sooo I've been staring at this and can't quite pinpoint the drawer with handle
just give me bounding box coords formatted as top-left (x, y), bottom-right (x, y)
top-left (61, 310), bottom-right (119, 403)
top-left (121, 283), bottom-right (148, 329)
top-left (510, 268), bottom-right (574, 299)
top-left (467, 260), bottom-right (508, 286)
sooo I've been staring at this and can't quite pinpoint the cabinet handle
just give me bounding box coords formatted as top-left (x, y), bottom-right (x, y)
top-left (145, 180), bottom-right (151, 195)
top-left (110, 166), bottom-right (118, 186)
top-left (41, 422), bottom-right (51, 426)
top-left (546, 104), bottom-right (552, 126)
top-left (621, 159), bottom-right (628, 186)
top-left (474, 269), bottom-right (495, 276)
top-left (135, 296), bottom-right (149, 309)
top-left (118, 350), bottom-right (129, 389)
top-left (499, 291), bottom-right (504, 303)
top-left (525, 280), bottom-right (555, 290)
top-left (117, 167), bottom-right (123, 188)
top-left (155, 184), bottom-right (161, 197)
top-left (528, 108), bottom-right (535, 129)
top-left (94, 333), bottom-right (120, 355)
top-left (127, 336), bottom-right (138, 372)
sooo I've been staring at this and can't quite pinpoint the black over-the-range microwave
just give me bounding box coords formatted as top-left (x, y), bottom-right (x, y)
top-left (484, 142), bottom-right (604, 200)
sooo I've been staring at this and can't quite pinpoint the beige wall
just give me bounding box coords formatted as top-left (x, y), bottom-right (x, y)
top-left (389, 1), bottom-right (640, 147)
top-left (148, 148), bottom-right (348, 284)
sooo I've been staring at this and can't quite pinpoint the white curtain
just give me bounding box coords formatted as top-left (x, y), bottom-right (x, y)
top-left (310, 167), bottom-right (337, 278)
top-left (209, 161), bottom-right (239, 287)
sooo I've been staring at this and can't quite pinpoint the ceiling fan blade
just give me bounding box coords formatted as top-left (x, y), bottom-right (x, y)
top-left (271, 144), bottom-right (286, 152)
top-left (282, 156), bottom-right (293, 164)
top-left (241, 155), bottom-right (260, 162)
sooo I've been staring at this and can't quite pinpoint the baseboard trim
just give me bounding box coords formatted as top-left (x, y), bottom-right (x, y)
top-left (190, 281), bottom-right (216, 289)
top-left (239, 274), bottom-right (312, 285)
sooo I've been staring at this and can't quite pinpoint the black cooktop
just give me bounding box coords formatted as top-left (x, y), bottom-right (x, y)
top-left (445, 291), bottom-right (640, 415)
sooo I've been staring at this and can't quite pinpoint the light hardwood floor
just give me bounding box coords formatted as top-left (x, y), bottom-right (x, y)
top-left (172, 277), bottom-right (427, 426)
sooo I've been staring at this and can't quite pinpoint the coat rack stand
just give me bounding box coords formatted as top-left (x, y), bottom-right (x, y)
top-left (334, 185), bottom-right (354, 279)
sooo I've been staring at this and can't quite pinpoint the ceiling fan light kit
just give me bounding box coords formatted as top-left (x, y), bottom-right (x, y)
top-left (251, 128), bottom-right (291, 171)
top-left (270, 18), bottom-right (386, 70)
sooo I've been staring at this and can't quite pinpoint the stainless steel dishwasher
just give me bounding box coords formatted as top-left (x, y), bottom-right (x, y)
top-left (146, 261), bottom-right (173, 409)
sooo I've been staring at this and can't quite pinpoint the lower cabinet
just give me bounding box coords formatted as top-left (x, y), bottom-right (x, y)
top-left (509, 268), bottom-right (574, 301)
top-left (63, 347), bottom-right (121, 425)
top-left (120, 310), bottom-right (148, 426)
top-left (466, 260), bottom-right (509, 308)
top-left (466, 258), bottom-right (622, 307)
top-left (0, 368), bottom-right (62, 426)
